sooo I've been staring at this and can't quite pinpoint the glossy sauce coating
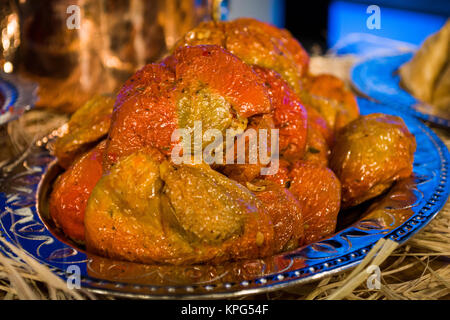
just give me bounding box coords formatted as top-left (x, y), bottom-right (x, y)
top-left (104, 63), bottom-right (176, 169)
top-left (288, 161), bottom-right (341, 243)
top-left (85, 153), bottom-right (274, 265)
top-left (54, 95), bottom-right (114, 169)
top-left (251, 180), bottom-right (304, 252)
top-left (330, 113), bottom-right (416, 208)
top-left (49, 141), bottom-right (105, 242)
top-left (104, 45), bottom-right (270, 169)
top-left (174, 18), bottom-right (309, 95)
top-left (253, 66), bottom-right (308, 161)
top-left (49, 18), bottom-right (417, 266)
top-left (220, 114), bottom-right (276, 184)
top-left (220, 65), bottom-right (308, 184)
top-left (302, 74), bottom-right (359, 133)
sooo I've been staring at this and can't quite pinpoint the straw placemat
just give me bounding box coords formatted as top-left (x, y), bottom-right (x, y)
top-left (0, 56), bottom-right (449, 300)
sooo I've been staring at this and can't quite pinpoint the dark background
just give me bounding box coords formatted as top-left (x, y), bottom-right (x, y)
top-left (284, 0), bottom-right (450, 54)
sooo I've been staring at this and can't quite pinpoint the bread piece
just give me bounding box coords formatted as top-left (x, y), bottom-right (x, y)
top-left (399, 20), bottom-right (450, 103)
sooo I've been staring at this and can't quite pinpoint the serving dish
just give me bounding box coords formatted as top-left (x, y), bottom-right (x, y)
top-left (0, 72), bottom-right (38, 126)
top-left (351, 53), bottom-right (450, 127)
top-left (0, 97), bottom-right (448, 299)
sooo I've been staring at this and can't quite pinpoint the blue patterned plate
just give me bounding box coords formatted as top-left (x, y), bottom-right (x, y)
top-left (0, 73), bottom-right (38, 125)
top-left (0, 98), bottom-right (449, 298)
top-left (351, 53), bottom-right (450, 127)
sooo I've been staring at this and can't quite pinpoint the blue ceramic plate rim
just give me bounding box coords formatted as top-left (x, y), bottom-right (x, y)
top-left (0, 73), bottom-right (38, 125)
top-left (351, 52), bottom-right (450, 127)
top-left (0, 98), bottom-right (449, 299)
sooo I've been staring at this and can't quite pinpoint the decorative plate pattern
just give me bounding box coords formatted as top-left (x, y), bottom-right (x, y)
top-left (351, 53), bottom-right (450, 127)
top-left (0, 73), bottom-right (38, 125)
top-left (0, 98), bottom-right (449, 299)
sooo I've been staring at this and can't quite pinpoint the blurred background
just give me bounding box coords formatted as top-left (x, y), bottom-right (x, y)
top-left (228, 0), bottom-right (449, 54)
top-left (0, 0), bottom-right (448, 114)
